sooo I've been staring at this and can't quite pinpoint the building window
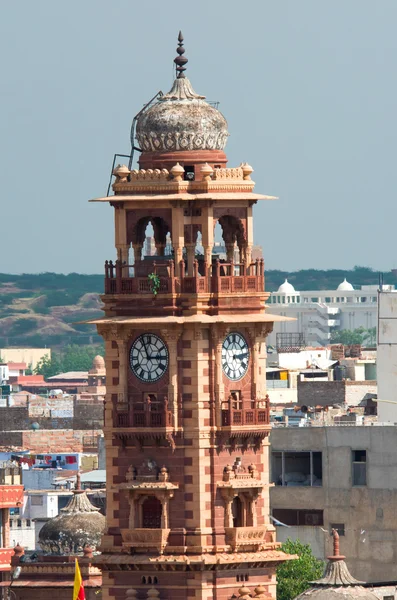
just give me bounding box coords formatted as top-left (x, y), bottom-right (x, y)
top-left (330, 523), bottom-right (345, 536)
top-left (352, 450), bottom-right (367, 486)
top-left (31, 495), bottom-right (44, 506)
top-left (273, 509), bottom-right (324, 526)
top-left (325, 297), bottom-right (331, 303)
top-left (311, 298), bottom-right (319, 303)
top-left (272, 451), bottom-right (322, 487)
top-left (372, 297), bottom-right (377, 303)
top-left (17, 519), bottom-right (22, 528)
top-left (26, 519), bottom-right (31, 527)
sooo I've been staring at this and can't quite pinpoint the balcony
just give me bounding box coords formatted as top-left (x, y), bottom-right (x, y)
top-left (121, 528), bottom-right (170, 554)
top-left (221, 399), bottom-right (270, 428)
top-left (104, 259), bottom-right (265, 296)
top-left (225, 526), bottom-right (267, 552)
top-left (117, 403), bottom-right (173, 429)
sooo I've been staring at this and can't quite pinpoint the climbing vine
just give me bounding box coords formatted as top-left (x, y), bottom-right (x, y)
top-left (148, 273), bottom-right (161, 296)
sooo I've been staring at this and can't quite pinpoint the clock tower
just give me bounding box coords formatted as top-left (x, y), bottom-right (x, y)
top-left (91, 33), bottom-right (292, 600)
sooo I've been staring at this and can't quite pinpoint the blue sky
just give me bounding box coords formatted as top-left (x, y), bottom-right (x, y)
top-left (1, 1), bottom-right (396, 273)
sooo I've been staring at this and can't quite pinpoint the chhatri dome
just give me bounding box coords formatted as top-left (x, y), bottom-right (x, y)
top-left (337, 278), bottom-right (354, 292)
top-left (136, 31), bottom-right (229, 156)
top-left (277, 279), bottom-right (296, 294)
top-left (38, 473), bottom-right (105, 555)
top-left (294, 530), bottom-right (378, 600)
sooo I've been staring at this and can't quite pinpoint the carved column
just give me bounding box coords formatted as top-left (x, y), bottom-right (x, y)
top-left (186, 245), bottom-right (195, 276)
top-left (132, 243), bottom-right (143, 265)
top-left (117, 243), bottom-right (130, 266)
top-left (221, 489), bottom-right (235, 528)
top-left (128, 492), bottom-right (136, 528)
top-left (226, 242), bottom-right (235, 263)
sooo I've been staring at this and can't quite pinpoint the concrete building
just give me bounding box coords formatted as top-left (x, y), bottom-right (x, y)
top-left (377, 290), bottom-right (397, 422)
top-left (267, 279), bottom-right (385, 347)
top-left (270, 424), bottom-right (397, 583)
top-left (0, 349), bottom-right (50, 371)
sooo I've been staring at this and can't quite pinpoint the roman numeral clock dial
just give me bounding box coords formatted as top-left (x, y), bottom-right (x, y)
top-left (222, 332), bottom-right (250, 381)
top-left (129, 334), bottom-right (169, 383)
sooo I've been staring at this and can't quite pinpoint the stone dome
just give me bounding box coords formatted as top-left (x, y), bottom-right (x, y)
top-left (136, 77), bottom-right (229, 154)
top-left (337, 278), bottom-right (354, 292)
top-left (277, 279), bottom-right (296, 293)
top-left (89, 354), bottom-right (105, 375)
top-left (38, 475), bottom-right (105, 555)
top-left (294, 531), bottom-right (377, 600)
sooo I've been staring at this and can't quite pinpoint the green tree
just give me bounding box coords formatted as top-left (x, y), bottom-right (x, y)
top-left (34, 354), bottom-right (63, 379)
top-left (61, 344), bottom-right (104, 372)
top-left (330, 327), bottom-right (377, 346)
top-left (277, 539), bottom-right (324, 600)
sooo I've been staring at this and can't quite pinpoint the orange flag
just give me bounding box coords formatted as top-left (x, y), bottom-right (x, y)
top-left (73, 558), bottom-right (86, 600)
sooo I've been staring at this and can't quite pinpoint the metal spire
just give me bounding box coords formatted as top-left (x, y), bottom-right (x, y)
top-left (174, 31), bottom-right (188, 79)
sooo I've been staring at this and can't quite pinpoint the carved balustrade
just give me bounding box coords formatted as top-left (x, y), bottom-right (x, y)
top-left (221, 398), bottom-right (270, 428)
top-left (224, 526), bottom-right (268, 552)
top-left (117, 403), bottom-right (173, 429)
top-left (120, 528), bottom-right (170, 554)
top-left (104, 259), bottom-right (265, 296)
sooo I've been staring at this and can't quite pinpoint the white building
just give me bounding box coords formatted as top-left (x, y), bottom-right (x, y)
top-left (377, 289), bottom-right (397, 422)
top-left (267, 278), bottom-right (387, 347)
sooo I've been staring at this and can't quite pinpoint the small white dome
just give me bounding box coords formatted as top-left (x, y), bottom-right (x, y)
top-left (277, 279), bottom-right (296, 293)
top-left (337, 278), bottom-right (354, 291)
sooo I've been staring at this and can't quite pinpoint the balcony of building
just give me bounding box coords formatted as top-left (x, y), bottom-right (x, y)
top-left (103, 258), bottom-right (266, 316)
top-left (221, 395), bottom-right (270, 429)
top-left (116, 395), bottom-right (173, 429)
top-left (120, 528), bottom-right (170, 554)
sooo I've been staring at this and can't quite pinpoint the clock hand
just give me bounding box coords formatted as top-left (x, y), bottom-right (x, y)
top-left (143, 338), bottom-right (150, 359)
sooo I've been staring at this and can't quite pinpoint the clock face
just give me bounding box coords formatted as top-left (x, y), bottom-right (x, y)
top-left (222, 332), bottom-right (250, 381)
top-left (129, 334), bottom-right (169, 383)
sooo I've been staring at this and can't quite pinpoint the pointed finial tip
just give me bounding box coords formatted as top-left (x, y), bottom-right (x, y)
top-left (174, 30), bottom-right (188, 79)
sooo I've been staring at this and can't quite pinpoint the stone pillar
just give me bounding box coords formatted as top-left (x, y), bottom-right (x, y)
top-left (226, 242), bottom-right (235, 264)
top-left (128, 492), bottom-right (136, 529)
top-left (132, 243), bottom-right (143, 265)
top-left (186, 245), bottom-right (195, 276)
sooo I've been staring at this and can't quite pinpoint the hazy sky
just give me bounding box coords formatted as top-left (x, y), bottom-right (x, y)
top-left (1, 1), bottom-right (396, 275)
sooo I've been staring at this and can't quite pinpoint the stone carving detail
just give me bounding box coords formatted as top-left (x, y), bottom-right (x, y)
top-left (214, 166), bottom-right (243, 180)
top-left (129, 169), bottom-right (169, 181)
top-left (137, 130), bottom-right (229, 153)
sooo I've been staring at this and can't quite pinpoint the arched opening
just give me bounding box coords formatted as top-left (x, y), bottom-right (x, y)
top-left (213, 215), bottom-right (246, 276)
top-left (232, 496), bottom-right (243, 528)
top-left (130, 216), bottom-right (173, 273)
top-left (142, 496), bottom-right (162, 529)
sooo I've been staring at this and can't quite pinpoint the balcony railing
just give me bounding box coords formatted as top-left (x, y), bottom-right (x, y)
top-left (221, 399), bottom-right (270, 427)
top-left (225, 526), bottom-right (267, 552)
top-left (104, 259), bottom-right (265, 295)
top-left (117, 408), bottom-right (173, 428)
top-left (121, 528), bottom-right (170, 554)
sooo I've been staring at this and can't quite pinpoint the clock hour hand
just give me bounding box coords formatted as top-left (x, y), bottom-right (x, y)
top-left (143, 338), bottom-right (150, 359)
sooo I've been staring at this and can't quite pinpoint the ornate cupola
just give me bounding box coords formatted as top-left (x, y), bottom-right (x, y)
top-left (38, 473), bottom-right (105, 555)
top-left (90, 32), bottom-right (291, 600)
top-left (294, 531), bottom-right (378, 600)
top-left (136, 31), bottom-right (229, 171)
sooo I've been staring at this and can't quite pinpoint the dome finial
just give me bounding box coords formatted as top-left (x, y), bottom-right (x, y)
top-left (174, 31), bottom-right (188, 79)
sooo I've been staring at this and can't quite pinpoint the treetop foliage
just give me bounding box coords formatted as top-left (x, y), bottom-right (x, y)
top-left (277, 538), bottom-right (325, 600)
